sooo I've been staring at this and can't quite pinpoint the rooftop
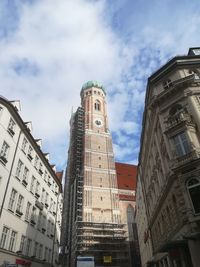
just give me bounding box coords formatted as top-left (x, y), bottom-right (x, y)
top-left (81, 80), bottom-right (106, 95)
top-left (115, 162), bottom-right (137, 190)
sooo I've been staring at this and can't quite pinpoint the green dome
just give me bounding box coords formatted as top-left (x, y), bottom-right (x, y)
top-left (81, 80), bottom-right (106, 95)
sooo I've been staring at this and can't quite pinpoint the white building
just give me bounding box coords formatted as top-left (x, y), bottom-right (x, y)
top-left (0, 96), bottom-right (63, 267)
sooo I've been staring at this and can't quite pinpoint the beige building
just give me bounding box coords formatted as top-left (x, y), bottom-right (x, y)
top-left (136, 47), bottom-right (200, 267)
top-left (0, 96), bottom-right (63, 267)
top-left (61, 81), bottom-right (130, 267)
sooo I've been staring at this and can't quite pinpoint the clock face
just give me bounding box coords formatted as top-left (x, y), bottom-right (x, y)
top-left (94, 118), bottom-right (103, 127)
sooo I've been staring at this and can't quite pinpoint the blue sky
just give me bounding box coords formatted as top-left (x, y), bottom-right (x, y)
top-left (0, 0), bottom-right (200, 170)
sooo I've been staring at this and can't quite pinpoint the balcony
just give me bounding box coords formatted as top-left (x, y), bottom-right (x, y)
top-left (171, 148), bottom-right (200, 169)
top-left (165, 112), bottom-right (194, 132)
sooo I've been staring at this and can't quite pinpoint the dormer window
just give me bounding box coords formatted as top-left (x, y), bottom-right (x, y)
top-left (163, 79), bottom-right (173, 90)
top-left (94, 100), bottom-right (101, 111)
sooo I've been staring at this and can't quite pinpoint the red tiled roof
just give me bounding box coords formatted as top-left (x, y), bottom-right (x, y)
top-left (115, 162), bottom-right (137, 190)
top-left (56, 171), bottom-right (63, 182)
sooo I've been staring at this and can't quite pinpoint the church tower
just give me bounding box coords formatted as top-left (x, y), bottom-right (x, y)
top-left (62, 81), bottom-right (130, 267)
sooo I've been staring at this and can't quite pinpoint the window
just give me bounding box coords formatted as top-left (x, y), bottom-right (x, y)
top-left (37, 212), bottom-right (42, 230)
top-left (16, 194), bottom-right (24, 214)
top-left (41, 188), bottom-right (45, 203)
top-left (38, 244), bottom-right (43, 259)
top-left (22, 167), bottom-right (29, 186)
top-left (21, 138), bottom-right (28, 153)
top-left (0, 141), bottom-right (9, 164)
top-left (0, 226), bottom-right (9, 249)
top-left (35, 181), bottom-right (40, 197)
top-left (25, 202), bottom-right (31, 221)
top-left (173, 132), bottom-right (191, 157)
top-left (30, 176), bottom-right (36, 193)
top-left (8, 118), bottom-right (16, 136)
top-left (25, 238), bottom-right (32, 256)
top-left (48, 249), bottom-right (52, 262)
top-left (34, 155), bottom-right (39, 169)
top-left (44, 247), bottom-right (48, 260)
top-left (94, 100), bottom-right (101, 111)
top-left (42, 215), bottom-right (46, 231)
top-left (15, 160), bottom-right (23, 179)
top-left (30, 207), bottom-right (37, 225)
top-left (19, 235), bottom-right (26, 253)
top-left (8, 189), bottom-right (17, 211)
top-left (163, 79), bottom-right (173, 89)
top-left (44, 171), bottom-right (48, 182)
top-left (45, 192), bottom-right (49, 207)
top-left (27, 146), bottom-right (33, 160)
top-left (8, 230), bottom-right (17, 251)
top-left (33, 241), bottom-right (38, 257)
top-left (48, 176), bottom-right (52, 186)
top-left (47, 220), bottom-right (51, 236)
top-left (39, 163), bottom-right (43, 175)
top-left (187, 178), bottom-right (200, 214)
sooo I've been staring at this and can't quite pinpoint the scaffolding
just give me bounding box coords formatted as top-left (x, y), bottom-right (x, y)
top-left (61, 105), bottom-right (130, 267)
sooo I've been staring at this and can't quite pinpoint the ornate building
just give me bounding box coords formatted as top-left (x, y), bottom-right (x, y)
top-left (61, 81), bottom-right (130, 267)
top-left (136, 48), bottom-right (200, 267)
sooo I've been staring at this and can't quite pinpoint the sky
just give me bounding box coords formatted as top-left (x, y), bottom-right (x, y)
top-left (0, 0), bottom-right (200, 171)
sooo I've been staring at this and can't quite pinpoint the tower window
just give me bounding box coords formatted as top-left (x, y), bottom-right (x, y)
top-left (94, 100), bottom-right (101, 111)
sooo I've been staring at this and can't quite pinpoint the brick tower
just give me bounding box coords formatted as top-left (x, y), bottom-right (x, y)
top-left (61, 81), bottom-right (130, 267)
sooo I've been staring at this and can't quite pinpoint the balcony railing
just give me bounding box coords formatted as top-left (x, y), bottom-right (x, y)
top-left (171, 148), bottom-right (200, 169)
top-left (165, 112), bottom-right (194, 131)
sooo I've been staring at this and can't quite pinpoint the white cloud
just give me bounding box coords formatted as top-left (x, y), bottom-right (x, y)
top-left (1, 0), bottom-right (200, 168)
top-left (0, 0), bottom-right (133, 168)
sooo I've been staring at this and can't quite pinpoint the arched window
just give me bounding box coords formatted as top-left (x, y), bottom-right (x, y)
top-left (94, 100), bottom-right (101, 111)
top-left (187, 178), bottom-right (200, 214)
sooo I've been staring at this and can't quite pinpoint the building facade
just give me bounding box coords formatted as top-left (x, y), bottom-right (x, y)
top-left (135, 174), bottom-right (153, 267)
top-left (115, 162), bottom-right (141, 267)
top-left (61, 81), bottom-right (130, 267)
top-left (0, 96), bottom-right (62, 267)
top-left (137, 48), bottom-right (200, 267)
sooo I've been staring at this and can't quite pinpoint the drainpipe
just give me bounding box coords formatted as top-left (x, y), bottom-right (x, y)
top-left (0, 129), bottom-right (22, 219)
